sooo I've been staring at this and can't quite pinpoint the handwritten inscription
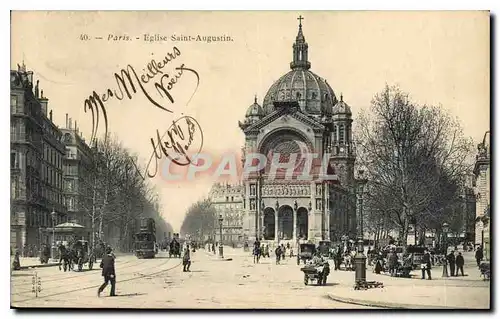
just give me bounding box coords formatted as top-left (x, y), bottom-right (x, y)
top-left (83, 46), bottom-right (200, 143)
top-left (145, 116), bottom-right (204, 178)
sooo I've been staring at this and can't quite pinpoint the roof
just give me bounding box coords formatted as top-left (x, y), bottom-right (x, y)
top-left (55, 222), bottom-right (85, 228)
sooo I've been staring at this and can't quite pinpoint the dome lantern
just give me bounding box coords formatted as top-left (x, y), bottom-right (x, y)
top-left (290, 15), bottom-right (311, 71)
top-left (332, 93), bottom-right (352, 116)
top-left (244, 95), bottom-right (264, 124)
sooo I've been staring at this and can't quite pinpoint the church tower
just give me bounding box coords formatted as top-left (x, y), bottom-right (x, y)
top-left (330, 94), bottom-right (355, 187)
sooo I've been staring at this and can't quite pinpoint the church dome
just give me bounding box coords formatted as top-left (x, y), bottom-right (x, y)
top-left (332, 95), bottom-right (352, 115)
top-left (262, 69), bottom-right (337, 115)
top-left (262, 18), bottom-right (338, 116)
top-left (245, 97), bottom-right (264, 117)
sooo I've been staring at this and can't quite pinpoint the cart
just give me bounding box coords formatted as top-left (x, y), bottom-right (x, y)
top-left (300, 262), bottom-right (330, 286)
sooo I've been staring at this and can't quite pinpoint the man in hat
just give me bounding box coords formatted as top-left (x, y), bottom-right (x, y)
top-left (98, 246), bottom-right (116, 297)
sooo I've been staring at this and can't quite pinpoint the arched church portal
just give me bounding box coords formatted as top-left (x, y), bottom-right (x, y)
top-left (263, 208), bottom-right (276, 240)
top-left (278, 205), bottom-right (294, 240)
top-left (297, 207), bottom-right (308, 240)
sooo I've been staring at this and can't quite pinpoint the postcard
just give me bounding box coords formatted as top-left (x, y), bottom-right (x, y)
top-left (10, 11), bottom-right (490, 309)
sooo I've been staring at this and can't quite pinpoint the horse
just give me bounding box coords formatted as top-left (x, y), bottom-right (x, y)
top-left (58, 245), bottom-right (73, 272)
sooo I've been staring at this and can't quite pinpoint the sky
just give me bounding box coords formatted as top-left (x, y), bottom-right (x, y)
top-left (11, 11), bottom-right (490, 231)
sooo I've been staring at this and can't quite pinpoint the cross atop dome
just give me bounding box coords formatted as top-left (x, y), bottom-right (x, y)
top-left (298, 15), bottom-right (304, 26)
top-left (290, 15), bottom-right (311, 70)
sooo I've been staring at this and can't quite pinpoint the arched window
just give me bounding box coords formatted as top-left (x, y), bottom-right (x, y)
top-left (339, 125), bottom-right (345, 144)
top-left (296, 92), bottom-right (301, 100)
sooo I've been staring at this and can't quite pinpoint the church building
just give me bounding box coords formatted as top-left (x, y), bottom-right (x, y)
top-left (239, 17), bottom-right (358, 245)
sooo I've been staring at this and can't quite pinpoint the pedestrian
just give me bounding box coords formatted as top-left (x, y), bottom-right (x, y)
top-left (374, 255), bottom-right (383, 274)
top-left (388, 249), bottom-right (398, 277)
top-left (447, 251), bottom-right (456, 276)
top-left (475, 246), bottom-right (484, 267)
top-left (183, 244), bottom-right (191, 272)
top-left (12, 249), bottom-right (21, 270)
top-left (281, 244), bottom-right (286, 260)
top-left (421, 249), bottom-right (432, 280)
top-left (97, 246), bottom-right (116, 297)
top-left (455, 252), bottom-right (465, 276)
top-left (275, 245), bottom-right (281, 265)
top-left (334, 246), bottom-right (342, 270)
top-left (253, 241), bottom-right (261, 264)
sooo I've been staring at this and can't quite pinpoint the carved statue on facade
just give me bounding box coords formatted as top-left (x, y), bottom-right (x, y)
top-left (477, 142), bottom-right (488, 159)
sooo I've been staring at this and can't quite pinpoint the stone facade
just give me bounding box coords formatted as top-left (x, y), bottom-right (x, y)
top-left (10, 64), bottom-right (67, 253)
top-left (474, 131), bottom-right (490, 260)
top-left (60, 115), bottom-right (94, 232)
top-left (208, 183), bottom-right (244, 244)
top-left (238, 20), bottom-right (357, 246)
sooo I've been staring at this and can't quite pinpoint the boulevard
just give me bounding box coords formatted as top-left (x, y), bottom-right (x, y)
top-left (11, 247), bottom-right (489, 309)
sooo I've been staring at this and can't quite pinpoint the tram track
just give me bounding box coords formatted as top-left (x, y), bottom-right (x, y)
top-left (12, 257), bottom-right (183, 304)
top-left (11, 259), bottom-right (182, 303)
top-left (12, 257), bottom-right (148, 290)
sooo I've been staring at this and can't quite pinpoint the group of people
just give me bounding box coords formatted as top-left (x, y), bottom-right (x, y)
top-left (446, 250), bottom-right (466, 276)
top-left (250, 240), bottom-right (294, 264)
top-left (274, 243), bottom-right (293, 264)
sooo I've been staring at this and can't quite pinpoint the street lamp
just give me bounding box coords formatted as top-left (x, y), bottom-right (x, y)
top-left (51, 210), bottom-right (57, 260)
top-left (354, 169), bottom-right (368, 286)
top-left (218, 214), bottom-right (224, 258)
top-left (442, 222), bottom-right (450, 277)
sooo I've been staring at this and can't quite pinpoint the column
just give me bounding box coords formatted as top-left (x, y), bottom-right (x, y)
top-left (293, 208), bottom-right (297, 240)
top-left (275, 211), bottom-right (279, 243)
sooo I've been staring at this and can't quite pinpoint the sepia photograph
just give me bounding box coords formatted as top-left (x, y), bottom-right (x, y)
top-left (9, 10), bottom-right (490, 310)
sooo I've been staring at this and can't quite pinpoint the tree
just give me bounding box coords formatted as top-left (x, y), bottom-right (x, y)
top-left (180, 199), bottom-right (217, 241)
top-left (75, 134), bottom-right (171, 252)
top-left (356, 85), bottom-right (474, 250)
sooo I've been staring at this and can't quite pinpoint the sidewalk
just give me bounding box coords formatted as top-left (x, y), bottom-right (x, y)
top-left (201, 246), bottom-right (245, 261)
top-left (326, 263), bottom-right (490, 309)
top-left (10, 256), bottom-right (59, 270)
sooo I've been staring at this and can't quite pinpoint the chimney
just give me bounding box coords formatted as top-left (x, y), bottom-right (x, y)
top-left (49, 110), bottom-right (53, 121)
top-left (75, 121), bottom-right (78, 133)
top-left (66, 113), bottom-right (69, 128)
top-left (35, 80), bottom-right (39, 98)
top-left (39, 96), bottom-right (48, 116)
top-left (69, 118), bottom-right (72, 130)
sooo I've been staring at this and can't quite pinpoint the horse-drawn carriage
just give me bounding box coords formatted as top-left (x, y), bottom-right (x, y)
top-left (297, 243), bottom-right (316, 265)
top-left (72, 240), bottom-right (95, 271)
top-left (169, 239), bottom-right (181, 258)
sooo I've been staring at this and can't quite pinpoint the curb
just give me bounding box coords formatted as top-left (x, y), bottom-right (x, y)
top-left (203, 252), bottom-right (233, 261)
top-left (18, 263), bottom-right (60, 270)
top-left (326, 293), bottom-right (469, 310)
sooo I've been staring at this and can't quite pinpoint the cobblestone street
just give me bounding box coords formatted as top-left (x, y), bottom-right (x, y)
top-left (10, 248), bottom-right (489, 309)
